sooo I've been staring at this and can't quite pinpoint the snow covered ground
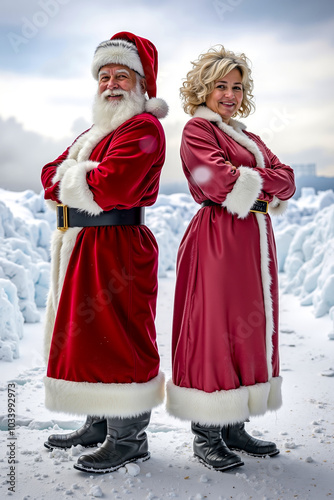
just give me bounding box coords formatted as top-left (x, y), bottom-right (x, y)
top-left (1, 187), bottom-right (334, 363)
top-left (0, 276), bottom-right (333, 500)
top-left (0, 187), bottom-right (334, 499)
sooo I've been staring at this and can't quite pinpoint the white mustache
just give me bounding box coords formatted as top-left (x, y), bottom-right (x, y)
top-left (102, 89), bottom-right (127, 98)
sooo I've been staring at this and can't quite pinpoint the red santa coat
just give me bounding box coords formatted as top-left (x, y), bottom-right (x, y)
top-left (42, 109), bottom-right (166, 418)
top-left (166, 106), bottom-right (295, 426)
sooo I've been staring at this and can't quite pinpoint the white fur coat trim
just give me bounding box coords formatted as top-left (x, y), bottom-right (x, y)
top-left (247, 381), bottom-right (271, 416)
top-left (44, 227), bottom-right (82, 363)
top-left (59, 160), bottom-right (102, 216)
top-left (166, 377), bottom-right (282, 425)
top-left (44, 372), bottom-right (165, 418)
top-left (268, 375), bottom-right (283, 410)
top-left (222, 166), bottom-right (262, 219)
top-left (44, 289), bottom-right (56, 364)
top-left (256, 212), bottom-right (274, 380)
top-left (193, 106), bottom-right (287, 215)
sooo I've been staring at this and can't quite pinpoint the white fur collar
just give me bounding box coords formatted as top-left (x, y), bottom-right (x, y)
top-left (193, 106), bottom-right (265, 169)
top-left (194, 105), bottom-right (246, 132)
top-left (68, 97), bottom-right (168, 163)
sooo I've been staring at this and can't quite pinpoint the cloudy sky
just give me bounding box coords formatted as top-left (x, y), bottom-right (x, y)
top-left (0, 0), bottom-right (333, 192)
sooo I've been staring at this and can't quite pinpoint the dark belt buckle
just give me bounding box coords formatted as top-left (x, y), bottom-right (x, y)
top-left (250, 199), bottom-right (268, 214)
top-left (57, 204), bottom-right (68, 231)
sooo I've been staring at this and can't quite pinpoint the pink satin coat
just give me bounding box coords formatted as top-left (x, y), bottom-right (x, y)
top-left (172, 117), bottom-right (296, 394)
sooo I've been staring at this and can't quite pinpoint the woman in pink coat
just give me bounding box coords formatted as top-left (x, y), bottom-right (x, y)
top-left (166, 46), bottom-right (295, 472)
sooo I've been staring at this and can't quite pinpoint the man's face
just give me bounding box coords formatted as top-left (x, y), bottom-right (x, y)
top-left (93, 63), bottom-right (147, 129)
top-left (98, 64), bottom-right (140, 102)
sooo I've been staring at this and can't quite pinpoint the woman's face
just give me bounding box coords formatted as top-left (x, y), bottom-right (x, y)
top-left (205, 68), bottom-right (243, 123)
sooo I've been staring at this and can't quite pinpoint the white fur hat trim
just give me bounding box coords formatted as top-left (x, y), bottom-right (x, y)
top-left (92, 39), bottom-right (144, 80)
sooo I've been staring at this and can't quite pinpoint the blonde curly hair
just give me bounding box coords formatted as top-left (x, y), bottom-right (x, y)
top-left (180, 45), bottom-right (255, 117)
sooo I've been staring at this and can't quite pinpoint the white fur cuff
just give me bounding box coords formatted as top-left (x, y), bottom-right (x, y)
top-left (59, 160), bottom-right (102, 216)
top-left (45, 199), bottom-right (58, 212)
top-left (53, 159), bottom-right (77, 183)
top-left (44, 160), bottom-right (78, 212)
top-left (222, 166), bottom-right (263, 219)
top-left (44, 372), bottom-right (165, 417)
top-left (269, 197), bottom-right (288, 216)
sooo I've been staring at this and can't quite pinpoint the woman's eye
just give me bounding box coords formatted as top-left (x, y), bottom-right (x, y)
top-left (216, 85), bottom-right (242, 91)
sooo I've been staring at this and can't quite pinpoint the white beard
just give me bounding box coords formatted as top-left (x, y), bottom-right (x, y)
top-left (92, 81), bottom-right (146, 134)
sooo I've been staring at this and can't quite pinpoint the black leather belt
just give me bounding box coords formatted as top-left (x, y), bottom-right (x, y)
top-left (57, 205), bottom-right (144, 231)
top-left (201, 199), bottom-right (268, 214)
top-left (201, 200), bottom-right (220, 208)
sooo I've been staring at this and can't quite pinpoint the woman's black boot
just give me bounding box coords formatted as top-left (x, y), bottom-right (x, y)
top-left (191, 422), bottom-right (244, 472)
top-left (74, 412), bottom-right (151, 473)
top-left (44, 416), bottom-right (107, 450)
top-left (221, 422), bottom-right (280, 457)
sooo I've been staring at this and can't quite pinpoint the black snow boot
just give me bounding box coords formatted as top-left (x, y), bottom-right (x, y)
top-left (44, 416), bottom-right (107, 450)
top-left (222, 422), bottom-right (280, 457)
top-left (73, 412), bottom-right (151, 473)
top-left (191, 422), bottom-right (244, 472)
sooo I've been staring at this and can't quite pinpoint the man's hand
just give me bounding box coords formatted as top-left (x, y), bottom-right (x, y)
top-left (44, 181), bottom-right (61, 203)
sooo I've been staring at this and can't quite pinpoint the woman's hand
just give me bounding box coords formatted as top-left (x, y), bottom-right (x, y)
top-left (225, 160), bottom-right (237, 173)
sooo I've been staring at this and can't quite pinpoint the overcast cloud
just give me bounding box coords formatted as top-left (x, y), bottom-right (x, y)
top-left (0, 0), bottom-right (333, 192)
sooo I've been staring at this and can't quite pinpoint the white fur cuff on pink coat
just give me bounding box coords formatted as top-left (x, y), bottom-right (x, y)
top-left (222, 166), bottom-right (263, 219)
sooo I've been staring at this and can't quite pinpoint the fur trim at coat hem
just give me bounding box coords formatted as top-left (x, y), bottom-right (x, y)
top-left (166, 377), bottom-right (282, 426)
top-left (44, 372), bottom-right (165, 418)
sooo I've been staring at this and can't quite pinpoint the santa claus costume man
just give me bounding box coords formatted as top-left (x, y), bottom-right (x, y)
top-left (41, 31), bottom-right (168, 473)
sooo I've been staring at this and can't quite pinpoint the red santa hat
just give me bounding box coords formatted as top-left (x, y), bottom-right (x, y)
top-left (91, 31), bottom-right (168, 118)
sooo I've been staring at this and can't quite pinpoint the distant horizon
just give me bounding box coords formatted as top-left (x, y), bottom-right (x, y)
top-left (1, 170), bottom-right (334, 198)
